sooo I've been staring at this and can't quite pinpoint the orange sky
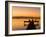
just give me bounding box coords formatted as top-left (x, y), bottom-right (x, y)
top-left (12, 6), bottom-right (40, 17)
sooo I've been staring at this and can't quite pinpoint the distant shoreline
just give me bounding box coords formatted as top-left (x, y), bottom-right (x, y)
top-left (12, 16), bottom-right (40, 19)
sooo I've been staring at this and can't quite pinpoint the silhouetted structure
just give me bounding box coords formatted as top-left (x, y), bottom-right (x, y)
top-left (27, 19), bottom-right (36, 30)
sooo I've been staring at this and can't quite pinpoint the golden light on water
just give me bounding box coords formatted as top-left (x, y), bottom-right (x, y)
top-left (12, 6), bottom-right (40, 30)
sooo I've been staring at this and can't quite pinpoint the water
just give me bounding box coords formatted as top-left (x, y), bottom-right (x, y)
top-left (12, 18), bottom-right (40, 30)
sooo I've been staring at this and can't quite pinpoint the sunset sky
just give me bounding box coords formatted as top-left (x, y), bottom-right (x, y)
top-left (12, 6), bottom-right (40, 30)
top-left (12, 6), bottom-right (40, 17)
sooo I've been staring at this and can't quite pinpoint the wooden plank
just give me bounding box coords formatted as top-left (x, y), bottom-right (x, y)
top-left (24, 21), bottom-right (39, 22)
